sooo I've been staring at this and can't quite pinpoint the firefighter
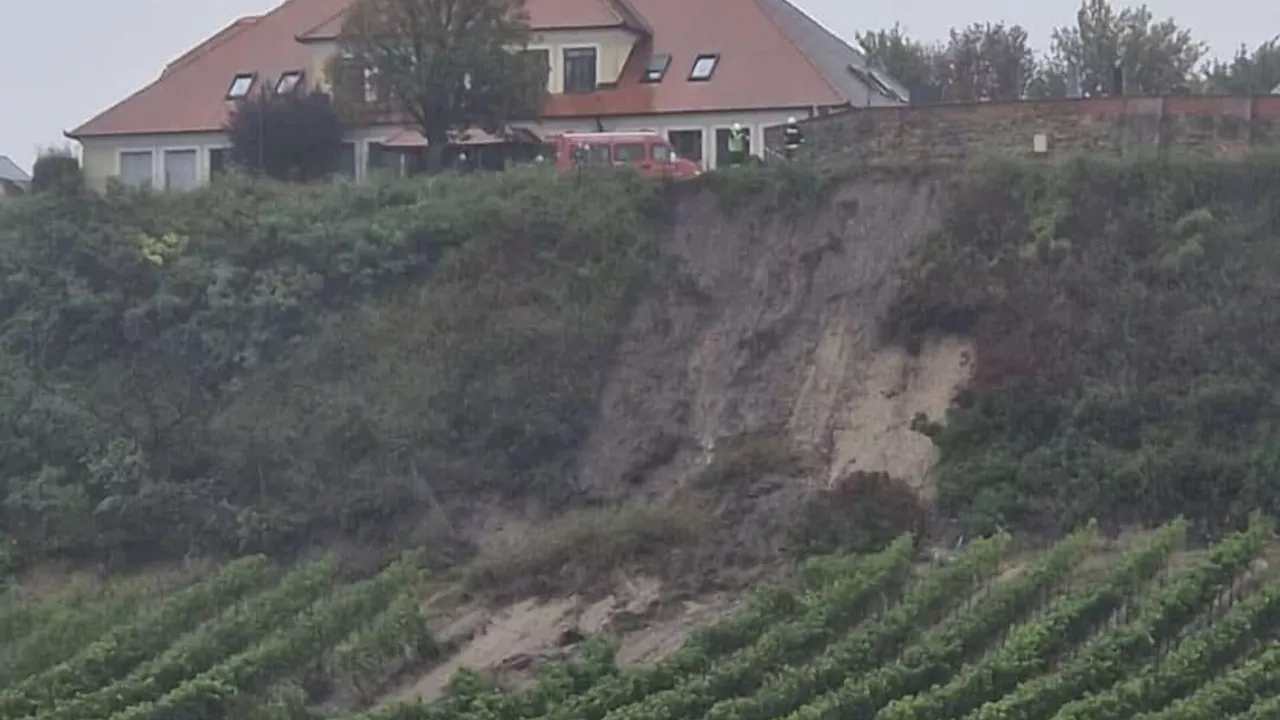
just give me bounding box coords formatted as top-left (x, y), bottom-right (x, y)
top-left (783, 116), bottom-right (804, 160)
top-left (727, 122), bottom-right (748, 166)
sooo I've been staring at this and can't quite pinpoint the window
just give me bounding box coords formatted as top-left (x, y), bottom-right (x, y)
top-left (334, 142), bottom-right (356, 179)
top-left (613, 143), bottom-right (646, 163)
top-left (524, 48), bottom-right (551, 88)
top-left (227, 73), bottom-right (255, 99)
top-left (650, 143), bottom-right (671, 162)
top-left (667, 129), bottom-right (702, 163)
top-left (642, 53), bottom-right (671, 82)
top-left (276, 71), bottom-right (303, 94)
top-left (689, 54), bottom-right (719, 81)
top-left (118, 150), bottom-right (153, 188)
top-left (867, 69), bottom-right (905, 102)
top-left (714, 127), bottom-right (751, 167)
top-left (563, 47), bottom-right (597, 93)
top-left (209, 147), bottom-right (229, 178)
top-left (164, 149), bottom-right (198, 190)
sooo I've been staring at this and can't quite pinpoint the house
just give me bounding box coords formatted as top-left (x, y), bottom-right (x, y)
top-left (66, 0), bottom-right (907, 190)
top-left (0, 155), bottom-right (30, 197)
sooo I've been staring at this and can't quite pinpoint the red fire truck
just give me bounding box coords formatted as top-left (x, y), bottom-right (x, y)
top-left (541, 131), bottom-right (702, 180)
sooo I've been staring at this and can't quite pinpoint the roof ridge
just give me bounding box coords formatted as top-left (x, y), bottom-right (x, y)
top-left (164, 16), bottom-right (260, 76)
top-left (68, 0), bottom-right (308, 138)
top-left (744, 0), bottom-right (845, 105)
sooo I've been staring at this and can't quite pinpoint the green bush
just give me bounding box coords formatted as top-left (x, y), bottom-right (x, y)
top-left (890, 152), bottom-right (1280, 535)
top-left (0, 167), bottom-right (661, 566)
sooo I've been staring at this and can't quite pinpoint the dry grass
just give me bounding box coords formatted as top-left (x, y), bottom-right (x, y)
top-left (462, 502), bottom-right (711, 595)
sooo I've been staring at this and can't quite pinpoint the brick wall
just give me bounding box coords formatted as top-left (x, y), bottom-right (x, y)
top-left (764, 95), bottom-right (1280, 163)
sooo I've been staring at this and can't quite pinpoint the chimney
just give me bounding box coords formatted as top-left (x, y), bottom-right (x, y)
top-left (1066, 63), bottom-right (1082, 98)
top-left (1112, 61), bottom-right (1124, 96)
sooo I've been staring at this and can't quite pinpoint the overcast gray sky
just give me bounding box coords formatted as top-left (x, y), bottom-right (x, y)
top-left (4, 0), bottom-right (1278, 171)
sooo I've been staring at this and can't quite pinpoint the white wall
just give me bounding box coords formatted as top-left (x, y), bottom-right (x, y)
top-left (77, 105), bottom-right (819, 190)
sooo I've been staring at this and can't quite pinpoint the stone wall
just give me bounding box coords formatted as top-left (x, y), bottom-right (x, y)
top-left (765, 95), bottom-right (1280, 163)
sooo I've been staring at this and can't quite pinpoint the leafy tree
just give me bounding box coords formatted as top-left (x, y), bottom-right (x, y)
top-left (1036, 0), bottom-right (1206, 97)
top-left (857, 25), bottom-right (942, 102)
top-left (859, 22), bottom-right (1037, 103)
top-left (1202, 37), bottom-right (1280, 94)
top-left (934, 23), bottom-right (1038, 102)
top-left (30, 148), bottom-right (84, 197)
top-left (334, 0), bottom-right (548, 171)
top-left (225, 86), bottom-right (346, 181)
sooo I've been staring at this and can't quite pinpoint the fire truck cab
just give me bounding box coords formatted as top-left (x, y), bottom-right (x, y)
top-left (542, 131), bottom-right (702, 180)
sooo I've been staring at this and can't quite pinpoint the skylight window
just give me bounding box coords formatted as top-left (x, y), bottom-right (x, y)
top-left (868, 69), bottom-right (906, 102)
top-left (226, 73), bottom-right (256, 99)
top-left (689, 53), bottom-right (719, 81)
top-left (276, 71), bottom-right (303, 94)
top-left (643, 53), bottom-right (671, 82)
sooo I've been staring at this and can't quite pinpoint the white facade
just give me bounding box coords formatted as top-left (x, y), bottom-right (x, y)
top-left (77, 107), bottom-right (817, 191)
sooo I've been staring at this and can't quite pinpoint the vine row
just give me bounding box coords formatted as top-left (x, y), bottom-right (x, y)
top-left (700, 533), bottom-right (1014, 720)
top-left (966, 515), bottom-right (1271, 720)
top-left (36, 555), bottom-right (340, 720)
top-left (881, 519), bottom-right (1187, 720)
top-left (0, 555), bottom-right (272, 717)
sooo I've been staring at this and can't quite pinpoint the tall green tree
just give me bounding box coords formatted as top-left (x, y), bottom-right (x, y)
top-left (335, 0), bottom-right (548, 170)
top-left (858, 22), bottom-right (1037, 103)
top-left (934, 23), bottom-right (1038, 102)
top-left (1202, 37), bottom-right (1280, 94)
top-left (857, 24), bottom-right (942, 102)
top-left (1036, 0), bottom-right (1205, 97)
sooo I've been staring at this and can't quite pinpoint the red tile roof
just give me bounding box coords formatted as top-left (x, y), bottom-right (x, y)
top-left (70, 0), bottom-right (897, 138)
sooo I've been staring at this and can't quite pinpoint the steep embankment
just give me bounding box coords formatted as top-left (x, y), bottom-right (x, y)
top-left (579, 170), bottom-right (967, 499)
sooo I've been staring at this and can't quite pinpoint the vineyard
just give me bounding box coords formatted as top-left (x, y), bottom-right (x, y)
top-left (3, 518), bottom-right (1280, 720)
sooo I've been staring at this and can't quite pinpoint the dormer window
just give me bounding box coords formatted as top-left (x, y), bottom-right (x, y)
top-left (689, 54), bottom-right (718, 81)
top-left (226, 73), bottom-right (256, 99)
top-left (275, 71), bottom-right (304, 94)
top-left (642, 53), bottom-right (671, 82)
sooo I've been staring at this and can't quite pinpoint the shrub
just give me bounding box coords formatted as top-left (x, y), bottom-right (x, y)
top-left (225, 86), bottom-right (346, 181)
top-left (890, 152), bottom-right (1280, 536)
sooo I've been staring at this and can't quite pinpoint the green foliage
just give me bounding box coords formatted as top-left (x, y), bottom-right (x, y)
top-left (0, 168), bottom-right (660, 566)
top-left (30, 150), bottom-right (85, 198)
top-left (335, 0), bottom-right (546, 169)
top-left (891, 153), bottom-right (1280, 534)
top-left (225, 87), bottom-right (346, 182)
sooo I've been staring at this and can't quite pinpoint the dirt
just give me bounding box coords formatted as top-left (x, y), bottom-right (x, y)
top-left (574, 173), bottom-right (955, 502)
top-left (386, 173), bottom-right (969, 702)
top-left (391, 574), bottom-right (737, 701)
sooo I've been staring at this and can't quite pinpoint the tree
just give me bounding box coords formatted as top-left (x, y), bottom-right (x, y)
top-left (859, 23), bottom-right (1037, 103)
top-left (1036, 0), bottom-right (1205, 97)
top-left (335, 0), bottom-right (548, 171)
top-left (1202, 37), bottom-right (1280, 94)
top-left (857, 25), bottom-right (942, 102)
top-left (30, 148), bottom-right (84, 197)
top-left (226, 87), bottom-right (346, 181)
top-left (934, 23), bottom-right (1038, 102)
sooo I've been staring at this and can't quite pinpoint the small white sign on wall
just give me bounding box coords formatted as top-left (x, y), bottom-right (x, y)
top-left (1032, 133), bottom-right (1049, 153)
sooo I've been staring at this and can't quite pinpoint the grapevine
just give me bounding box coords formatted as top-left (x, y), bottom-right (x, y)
top-left (328, 590), bottom-right (440, 702)
top-left (538, 536), bottom-right (917, 720)
top-left (966, 515), bottom-right (1270, 720)
top-left (1135, 640), bottom-right (1280, 720)
top-left (774, 524), bottom-right (1095, 720)
top-left (0, 555), bottom-right (272, 716)
top-left (879, 519), bottom-right (1187, 720)
top-left (102, 553), bottom-right (420, 720)
top-left (37, 555), bottom-right (340, 720)
top-left (1050, 578), bottom-right (1280, 720)
top-left (688, 532), bottom-right (1011, 720)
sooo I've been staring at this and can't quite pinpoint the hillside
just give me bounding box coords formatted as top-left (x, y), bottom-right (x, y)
top-left (4, 154), bottom-right (1280, 718)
